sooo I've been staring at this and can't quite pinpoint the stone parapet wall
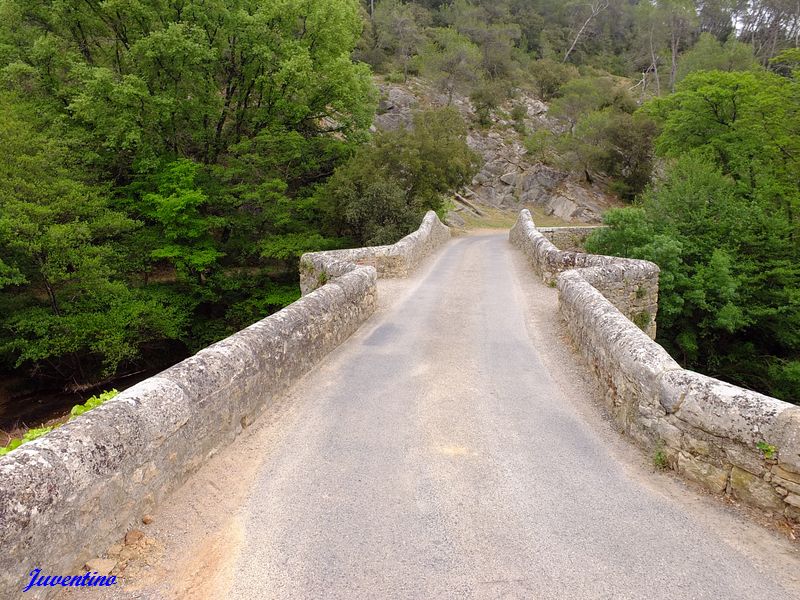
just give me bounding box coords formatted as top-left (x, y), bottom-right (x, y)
top-left (0, 213), bottom-right (449, 598)
top-left (537, 225), bottom-right (603, 251)
top-left (299, 211), bottom-right (451, 295)
top-left (510, 210), bottom-right (658, 339)
top-left (511, 209), bottom-right (800, 524)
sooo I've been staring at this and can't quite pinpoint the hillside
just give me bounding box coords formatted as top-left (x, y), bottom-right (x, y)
top-left (373, 78), bottom-right (621, 226)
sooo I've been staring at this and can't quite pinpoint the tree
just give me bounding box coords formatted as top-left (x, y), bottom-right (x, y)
top-left (0, 95), bottom-right (182, 386)
top-left (697, 0), bottom-right (737, 41)
top-left (529, 58), bottom-right (580, 101)
top-left (632, 0), bottom-right (668, 96)
top-left (569, 109), bottom-right (658, 198)
top-left (420, 28), bottom-right (483, 103)
top-left (563, 0), bottom-right (609, 64)
top-left (647, 70), bottom-right (800, 223)
top-left (0, 0), bottom-right (378, 393)
top-left (676, 32), bottom-right (759, 81)
top-left (589, 70), bottom-right (800, 402)
top-left (548, 76), bottom-right (635, 133)
top-left (440, 0), bottom-right (522, 79)
top-left (738, 0), bottom-right (800, 65)
top-left (374, 0), bottom-right (427, 81)
top-left (587, 154), bottom-right (800, 402)
top-left (770, 47), bottom-right (800, 78)
top-left (661, 0), bottom-right (698, 91)
top-left (324, 108), bottom-right (480, 244)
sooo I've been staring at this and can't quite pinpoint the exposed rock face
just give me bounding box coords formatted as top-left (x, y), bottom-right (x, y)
top-left (373, 79), bottom-right (619, 224)
top-left (465, 135), bottom-right (615, 223)
top-left (373, 86), bottom-right (418, 131)
top-left (510, 208), bottom-right (800, 525)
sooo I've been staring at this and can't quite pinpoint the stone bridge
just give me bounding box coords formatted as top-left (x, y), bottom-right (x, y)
top-left (1, 212), bottom-right (799, 598)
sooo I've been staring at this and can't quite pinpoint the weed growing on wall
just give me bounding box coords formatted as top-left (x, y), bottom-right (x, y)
top-left (756, 441), bottom-right (777, 460)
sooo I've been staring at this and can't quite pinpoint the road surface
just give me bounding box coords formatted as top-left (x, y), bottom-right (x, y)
top-left (91, 232), bottom-right (800, 600)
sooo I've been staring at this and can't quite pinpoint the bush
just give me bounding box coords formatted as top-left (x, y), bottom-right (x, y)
top-left (529, 58), bottom-right (579, 101)
top-left (470, 81), bottom-right (507, 127)
top-left (323, 108), bottom-right (480, 245)
top-left (511, 103), bottom-right (527, 133)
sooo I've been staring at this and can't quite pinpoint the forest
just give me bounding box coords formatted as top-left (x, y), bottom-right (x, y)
top-left (0, 0), bottom-right (798, 423)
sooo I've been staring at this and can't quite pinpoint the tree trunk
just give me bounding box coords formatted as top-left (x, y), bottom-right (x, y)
top-left (649, 27), bottom-right (661, 96)
top-left (669, 30), bottom-right (679, 92)
top-left (563, 1), bottom-right (608, 64)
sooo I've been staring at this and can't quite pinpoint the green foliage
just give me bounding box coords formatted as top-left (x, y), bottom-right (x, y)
top-left (373, 0), bottom-right (427, 80)
top-left (0, 0), bottom-right (376, 393)
top-left (0, 389), bottom-right (118, 456)
top-left (135, 160), bottom-right (225, 281)
top-left (323, 107), bottom-right (480, 244)
top-left (653, 443), bottom-right (669, 470)
top-left (360, 0), bottom-right (795, 91)
top-left (420, 28), bottom-right (482, 103)
top-left (510, 103), bottom-right (527, 134)
top-left (469, 80), bottom-right (508, 126)
top-left (524, 129), bottom-right (558, 164)
top-left (549, 76), bottom-right (637, 128)
top-left (770, 48), bottom-right (800, 79)
top-left (543, 76), bottom-right (656, 199)
top-left (587, 143), bottom-right (800, 402)
top-left (529, 58), bottom-right (580, 101)
top-left (676, 33), bottom-right (759, 82)
top-left (0, 427), bottom-right (54, 456)
top-left (756, 441), bottom-right (777, 460)
top-left (3, 0), bottom-right (800, 409)
top-left (69, 389), bottom-right (119, 419)
top-left (633, 311), bottom-right (651, 332)
top-left (0, 94), bottom-right (183, 382)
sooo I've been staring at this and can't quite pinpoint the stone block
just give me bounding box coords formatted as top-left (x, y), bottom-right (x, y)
top-left (723, 443), bottom-right (766, 477)
top-left (785, 494), bottom-right (800, 509)
top-left (772, 465), bottom-right (800, 485)
top-left (672, 370), bottom-right (790, 448)
top-left (677, 452), bottom-right (729, 494)
top-left (654, 418), bottom-right (683, 449)
top-left (729, 467), bottom-right (785, 511)
top-left (772, 477), bottom-right (800, 495)
top-left (772, 408), bottom-right (800, 475)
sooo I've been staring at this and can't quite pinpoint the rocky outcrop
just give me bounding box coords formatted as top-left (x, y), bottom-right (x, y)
top-left (466, 139), bottom-right (616, 223)
top-left (373, 79), bottom-right (619, 224)
top-left (373, 85), bottom-right (419, 131)
top-left (511, 209), bottom-right (800, 524)
top-left (0, 213), bottom-right (450, 599)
